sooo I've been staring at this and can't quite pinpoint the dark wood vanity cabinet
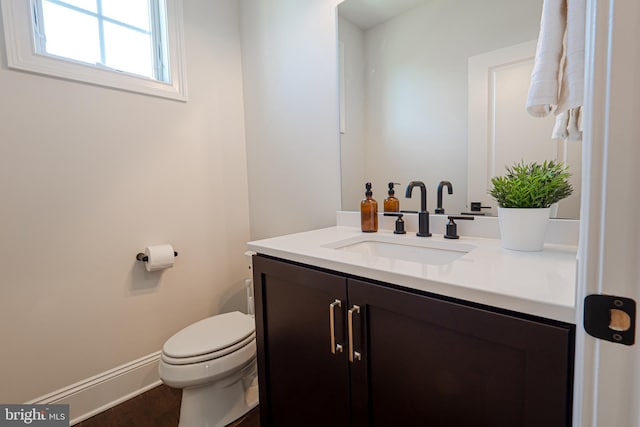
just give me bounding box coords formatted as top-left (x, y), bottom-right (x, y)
top-left (252, 254), bottom-right (350, 427)
top-left (253, 255), bottom-right (574, 427)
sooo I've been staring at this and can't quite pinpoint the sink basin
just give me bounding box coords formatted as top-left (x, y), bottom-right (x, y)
top-left (323, 235), bottom-right (474, 265)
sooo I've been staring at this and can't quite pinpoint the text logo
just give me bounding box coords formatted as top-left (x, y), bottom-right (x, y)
top-left (0, 405), bottom-right (69, 426)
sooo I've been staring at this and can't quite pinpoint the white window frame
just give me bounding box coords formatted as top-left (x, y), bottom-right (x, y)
top-left (1, 0), bottom-right (188, 101)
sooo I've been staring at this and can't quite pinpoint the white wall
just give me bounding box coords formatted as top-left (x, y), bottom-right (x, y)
top-left (340, 0), bottom-right (542, 213)
top-left (0, 0), bottom-right (250, 403)
top-left (240, 0), bottom-right (343, 240)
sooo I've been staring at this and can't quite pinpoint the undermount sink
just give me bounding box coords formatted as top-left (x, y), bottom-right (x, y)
top-left (323, 235), bottom-right (475, 265)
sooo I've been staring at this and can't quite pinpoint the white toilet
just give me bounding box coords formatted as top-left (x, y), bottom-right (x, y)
top-left (158, 310), bottom-right (259, 427)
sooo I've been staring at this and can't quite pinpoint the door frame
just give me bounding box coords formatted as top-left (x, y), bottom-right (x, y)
top-left (574, 0), bottom-right (640, 425)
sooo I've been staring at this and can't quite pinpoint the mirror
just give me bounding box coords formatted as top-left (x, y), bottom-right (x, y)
top-left (337, 0), bottom-right (581, 218)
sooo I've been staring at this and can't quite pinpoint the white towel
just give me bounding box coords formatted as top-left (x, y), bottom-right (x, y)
top-left (526, 0), bottom-right (567, 117)
top-left (552, 107), bottom-right (583, 140)
top-left (557, 0), bottom-right (586, 114)
top-left (552, 111), bottom-right (570, 139)
top-left (527, 0), bottom-right (586, 141)
top-left (567, 107), bottom-right (583, 140)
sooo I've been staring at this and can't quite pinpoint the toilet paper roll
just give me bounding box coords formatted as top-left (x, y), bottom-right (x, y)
top-left (144, 244), bottom-right (175, 272)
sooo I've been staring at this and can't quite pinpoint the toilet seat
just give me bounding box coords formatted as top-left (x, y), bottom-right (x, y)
top-left (162, 332), bottom-right (256, 365)
top-left (162, 311), bottom-right (255, 365)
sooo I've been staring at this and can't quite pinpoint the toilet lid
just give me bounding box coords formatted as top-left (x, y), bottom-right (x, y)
top-left (163, 311), bottom-right (255, 359)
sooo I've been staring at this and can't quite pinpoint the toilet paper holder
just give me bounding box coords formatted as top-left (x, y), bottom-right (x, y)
top-left (136, 251), bottom-right (179, 263)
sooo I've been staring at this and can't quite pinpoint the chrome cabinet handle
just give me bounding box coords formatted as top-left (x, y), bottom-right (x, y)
top-left (329, 299), bottom-right (343, 354)
top-left (348, 305), bottom-right (361, 362)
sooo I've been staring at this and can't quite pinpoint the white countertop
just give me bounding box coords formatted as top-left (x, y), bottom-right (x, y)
top-left (248, 226), bottom-right (578, 323)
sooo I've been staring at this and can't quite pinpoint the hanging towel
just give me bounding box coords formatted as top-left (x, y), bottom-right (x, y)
top-left (527, 0), bottom-right (586, 141)
top-left (557, 0), bottom-right (586, 114)
top-left (552, 107), bottom-right (583, 140)
top-left (567, 107), bottom-right (583, 140)
top-left (526, 0), bottom-right (567, 117)
top-left (552, 111), bottom-right (570, 140)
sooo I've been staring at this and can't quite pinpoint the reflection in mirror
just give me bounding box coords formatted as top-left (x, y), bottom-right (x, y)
top-left (338, 0), bottom-right (581, 219)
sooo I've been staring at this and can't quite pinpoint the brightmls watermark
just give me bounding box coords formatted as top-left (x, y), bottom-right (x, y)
top-left (0, 405), bottom-right (69, 426)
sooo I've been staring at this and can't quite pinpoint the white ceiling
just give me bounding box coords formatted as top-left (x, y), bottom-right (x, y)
top-left (337, 0), bottom-right (428, 30)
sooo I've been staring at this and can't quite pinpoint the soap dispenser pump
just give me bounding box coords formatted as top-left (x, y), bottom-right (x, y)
top-left (384, 182), bottom-right (401, 212)
top-left (361, 182), bottom-right (378, 232)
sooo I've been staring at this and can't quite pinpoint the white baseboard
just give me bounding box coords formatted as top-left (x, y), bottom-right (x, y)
top-left (27, 351), bottom-right (163, 425)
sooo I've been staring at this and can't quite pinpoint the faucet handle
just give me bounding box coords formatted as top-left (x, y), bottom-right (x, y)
top-left (470, 202), bottom-right (491, 212)
top-left (444, 215), bottom-right (475, 239)
top-left (383, 213), bottom-right (407, 234)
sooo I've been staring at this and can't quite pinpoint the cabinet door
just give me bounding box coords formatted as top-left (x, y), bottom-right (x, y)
top-left (348, 279), bottom-right (573, 427)
top-left (253, 256), bottom-right (350, 427)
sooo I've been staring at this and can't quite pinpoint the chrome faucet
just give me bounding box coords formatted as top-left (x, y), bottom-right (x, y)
top-left (435, 181), bottom-right (453, 214)
top-left (405, 181), bottom-right (431, 237)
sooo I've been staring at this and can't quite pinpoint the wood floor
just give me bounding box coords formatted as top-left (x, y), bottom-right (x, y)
top-left (75, 385), bottom-right (259, 427)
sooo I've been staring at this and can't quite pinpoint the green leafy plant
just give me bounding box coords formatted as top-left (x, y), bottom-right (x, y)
top-left (489, 160), bottom-right (573, 208)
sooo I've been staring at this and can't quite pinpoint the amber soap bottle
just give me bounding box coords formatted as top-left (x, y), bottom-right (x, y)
top-left (361, 182), bottom-right (378, 232)
top-left (384, 182), bottom-right (400, 212)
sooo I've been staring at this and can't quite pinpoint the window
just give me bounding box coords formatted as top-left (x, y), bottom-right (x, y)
top-left (1, 0), bottom-right (187, 100)
top-left (34, 0), bottom-right (169, 82)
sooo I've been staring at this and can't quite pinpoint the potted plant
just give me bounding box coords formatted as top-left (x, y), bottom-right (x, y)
top-left (489, 160), bottom-right (573, 251)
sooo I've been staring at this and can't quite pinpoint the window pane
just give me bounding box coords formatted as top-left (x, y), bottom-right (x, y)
top-left (42, 1), bottom-right (100, 65)
top-left (102, 0), bottom-right (151, 31)
top-left (103, 22), bottom-right (153, 78)
top-left (58, 0), bottom-right (97, 14)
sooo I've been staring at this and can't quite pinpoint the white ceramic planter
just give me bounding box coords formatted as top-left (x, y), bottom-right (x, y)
top-left (497, 207), bottom-right (551, 251)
